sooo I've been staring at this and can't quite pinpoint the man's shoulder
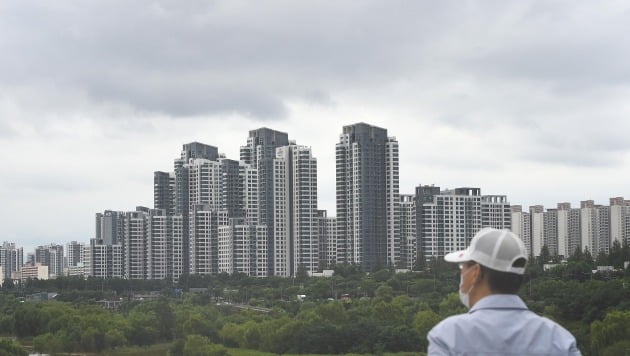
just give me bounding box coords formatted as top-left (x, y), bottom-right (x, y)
top-left (528, 313), bottom-right (577, 336)
top-left (428, 312), bottom-right (472, 336)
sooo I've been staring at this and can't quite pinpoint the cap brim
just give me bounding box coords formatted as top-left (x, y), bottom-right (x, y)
top-left (444, 249), bottom-right (472, 263)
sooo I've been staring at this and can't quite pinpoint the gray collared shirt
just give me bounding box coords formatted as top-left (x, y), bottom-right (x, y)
top-left (427, 294), bottom-right (581, 356)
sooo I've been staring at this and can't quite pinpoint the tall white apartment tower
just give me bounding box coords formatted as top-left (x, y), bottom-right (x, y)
top-left (530, 205), bottom-right (545, 257)
top-left (317, 210), bottom-right (338, 269)
top-left (172, 142), bottom-right (220, 275)
top-left (598, 205), bottom-right (611, 255)
top-left (0, 242), bottom-right (23, 280)
top-left (66, 241), bottom-right (85, 268)
top-left (610, 197), bottom-right (625, 246)
top-left (240, 128), bottom-right (290, 275)
top-left (89, 238), bottom-right (123, 279)
top-left (610, 197), bottom-right (630, 247)
top-left (556, 203), bottom-right (569, 258)
top-left (218, 219), bottom-right (268, 277)
top-left (336, 123), bottom-right (400, 271)
top-left (123, 208), bottom-right (150, 280)
top-left (510, 206), bottom-right (531, 256)
top-left (543, 209), bottom-right (558, 256)
top-left (187, 158), bottom-right (222, 213)
top-left (385, 137), bottom-right (400, 267)
top-left (398, 195), bottom-right (416, 270)
top-left (580, 200), bottom-right (599, 255)
top-left (190, 204), bottom-right (229, 275)
top-left (147, 210), bottom-right (184, 282)
top-left (241, 164), bottom-right (260, 225)
top-left (273, 144), bottom-right (318, 276)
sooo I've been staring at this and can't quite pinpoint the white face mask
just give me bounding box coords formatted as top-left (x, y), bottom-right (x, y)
top-left (458, 266), bottom-right (475, 309)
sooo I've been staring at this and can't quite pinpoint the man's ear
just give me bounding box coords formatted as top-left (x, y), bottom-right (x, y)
top-left (473, 264), bottom-right (483, 284)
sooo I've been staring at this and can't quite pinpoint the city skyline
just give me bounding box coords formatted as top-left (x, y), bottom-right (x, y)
top-left (5, 123), bottom-right (628, 254)
top-left (2, 2), bottom-right (630, 251)
top-left (5, 126), bottom-right (628, 266)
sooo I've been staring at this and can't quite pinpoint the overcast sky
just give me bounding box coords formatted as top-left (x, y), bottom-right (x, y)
top-left (2, 1), bottom-right (630, 252)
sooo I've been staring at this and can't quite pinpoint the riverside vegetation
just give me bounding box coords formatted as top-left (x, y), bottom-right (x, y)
top-left (1, 242), bottom-right (629, 356)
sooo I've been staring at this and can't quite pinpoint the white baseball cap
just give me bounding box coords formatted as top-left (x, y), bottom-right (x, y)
top-left (444, 228), bottom-right (528, 275)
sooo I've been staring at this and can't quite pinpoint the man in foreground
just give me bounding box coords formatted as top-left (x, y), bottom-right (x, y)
top-left (427, 228), bottom-right (581, 355)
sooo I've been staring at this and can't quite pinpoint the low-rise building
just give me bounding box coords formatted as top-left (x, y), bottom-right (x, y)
top-left (20, 264), bottom-right (49, 282)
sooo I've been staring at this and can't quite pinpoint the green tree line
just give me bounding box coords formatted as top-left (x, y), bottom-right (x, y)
top-left (0, 260), bottom-right (629, 355)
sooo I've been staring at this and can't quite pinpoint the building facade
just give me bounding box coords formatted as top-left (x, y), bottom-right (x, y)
top-left (336, 123), bottom-right (399, 271)
top-left (273, 144), bottom-right (318, 276)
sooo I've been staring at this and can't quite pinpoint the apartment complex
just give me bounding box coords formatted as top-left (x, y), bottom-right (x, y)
top-left (14, 124), bottom-right (629, 282)
top-left (510, 198), bottom-right (630, 258)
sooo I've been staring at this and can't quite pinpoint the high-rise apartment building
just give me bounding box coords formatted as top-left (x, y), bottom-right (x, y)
top-left (92, 211), bottom-right (124, 278)
top-left (66, 241), bottom-right (85, 268)
top-left (173, 142), bottom-right (220, 275)
top-left (580, 200), bottom-right (600, 255)
top-left (511, 205), bottom-right (531, 256)
top-left (123, 208), bottom-right (150, 280)
top-left (147, 211), bottom-right (184, 282)
top-left (218, 219), bottom-right (268, 277)
top-left (598, 205), bottom-right (611, 255)
top-left (89, 238), bottom-right (123, 279)
top-left (417, 187), bottom-right (482, 259)
top-left (241, 128), bottom-right (290, 275)
top-left (610, 197), bottom-right (630, 247)
top-left (530, 205), bottom-right (545, 257)
top-left (0, 242), bottom-right (23, 280)
top-left (317, 210), bottom-right (338, 269)
top-left (415, 187), bottom-right (511, 261)
top-left (273, 144), bottom-right (318, 276)
top-left (385, 137), bottom-right (400, 267)
top-left (556, 203), bottom-right (580, 258)
top-left (543, 209), bottom-right (558, 256)
top-left (336, 123), bottom-right (399, 271)
top-left (95, 207), bottom-right (184, 281)
top-left (35, 244), bottom-right (64, 278)
top-left (398, 195), bottom-right (416, 270)
top-left (189, 204), bottom-right (228, 275)
top-left (95, 210), bottom-right (125, 245)
top-left (481, 195), bottom-right (511, 229)
top-left (154, 171), bottom-right (175, 216)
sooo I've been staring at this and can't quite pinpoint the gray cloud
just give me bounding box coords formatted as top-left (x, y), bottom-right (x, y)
top-left (2, 1), bottom-right (630, 248)
top-left (0, 1), bottom-right (465, 119)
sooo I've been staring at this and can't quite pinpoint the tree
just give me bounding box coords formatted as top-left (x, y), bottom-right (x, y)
top-left (538, 245), bottom-right (551, 266)
top-left (595, 251), bottom-right (609, 267)
top-left (374, 285), bottom-right (393, 302)
top-left (569, 245), bottom-right (583, 262)
top-left (0, 338), bottom-right (27, 356)
top-left (2, 278), bottom-right (15, 290)
top-left (439, 292), bottom-right (466, 317)
top-left (295, 264), bottom-right (309, 284)
top-left (583, 247), bottom-right (594, 267)
top-left (414, 309), bottom-right (442, 349)
top-left (609, 240), bottom-right (624, 269)
top-left (590, 310), bottom-right (630, 354)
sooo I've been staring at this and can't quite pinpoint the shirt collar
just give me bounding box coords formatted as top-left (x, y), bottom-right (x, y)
top-left (469, 294), bottom-right (528, 313)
